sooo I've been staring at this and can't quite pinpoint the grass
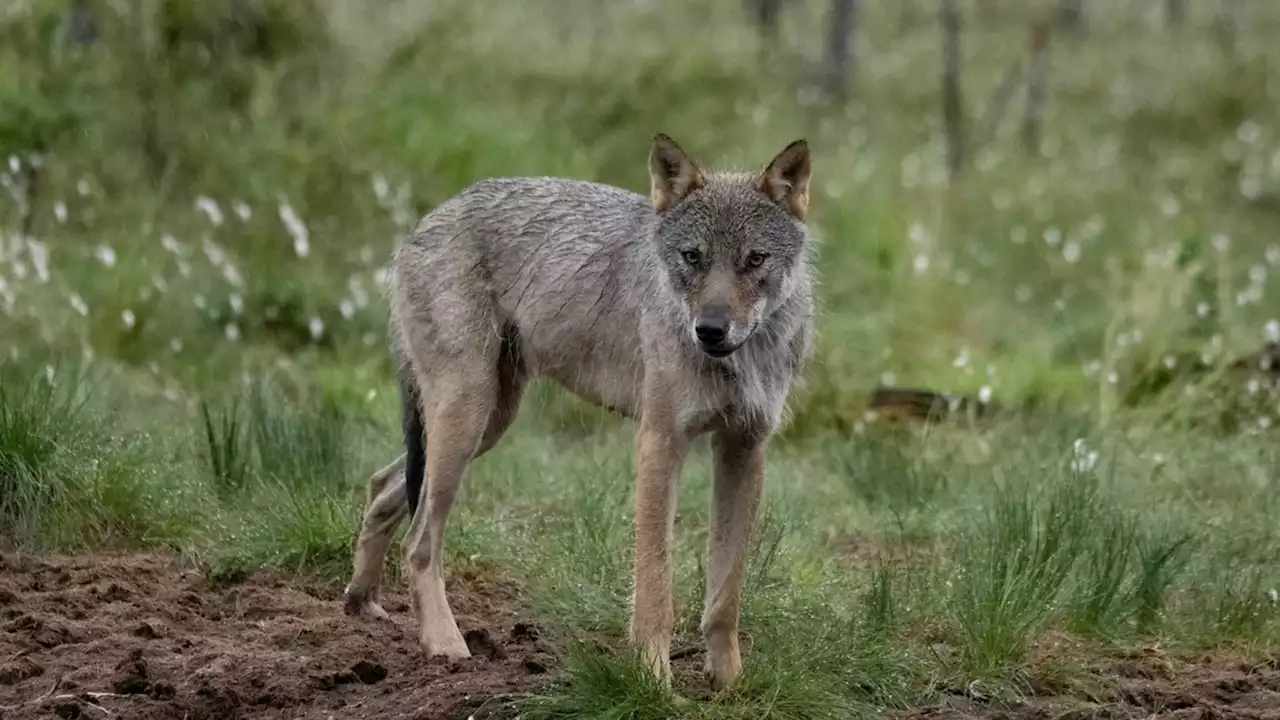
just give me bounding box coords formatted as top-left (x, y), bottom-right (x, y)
top-left (4, 0), bottom-right (1280, 716)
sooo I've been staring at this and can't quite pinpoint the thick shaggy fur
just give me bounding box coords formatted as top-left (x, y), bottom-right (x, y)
top-left (343, 135), bottom-right (816, 690)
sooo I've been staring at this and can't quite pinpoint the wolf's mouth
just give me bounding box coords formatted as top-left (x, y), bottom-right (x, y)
top-left (699, 334), bottom-right (750, 359)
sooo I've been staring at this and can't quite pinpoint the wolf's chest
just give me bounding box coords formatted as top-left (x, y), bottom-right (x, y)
top-left (675, 360), bottom-right (792, 436)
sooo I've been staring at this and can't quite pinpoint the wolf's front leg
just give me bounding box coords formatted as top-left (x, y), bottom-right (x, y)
top-left (629, 411), bottom-right (689, 687)
top-left (701, 428), bottom-right (767, 691)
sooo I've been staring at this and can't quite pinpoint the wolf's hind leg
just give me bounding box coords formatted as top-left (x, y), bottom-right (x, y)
top-left (344, 455), bottom-right (409, 620)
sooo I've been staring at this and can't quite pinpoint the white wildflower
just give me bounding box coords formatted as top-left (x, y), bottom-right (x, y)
top-left (161, 234), bottom-right (184, 255)
top-left (121, 309), bottom-right (136, 330)
top-left (94, 244), bottom-right (116, 268)
top-left (1236, 120), bottom-right (1261, 144)
top-left (278, 199), bottom-right (310, 258)
top-left (53, 201), bottom-right (67, 223)
top-left (69, 293), bottom-right (88, 316)
top-left (195, 196), bottom-right (223, 226)
top-left (1070, 438), bottom-right (1099, 473)
top-left (28, 240), bottom-right (49, 282)
top-left (202, 236), bottom-right (226, 266)
top-left (308, 316), bottom-right (325, 340)
top-left (348, 276), bottom-right (369, 308)
top-left (225, 323), bottom-right (241, 341)
top-left (221, 263), bottom-right (243, 287)
top-left (1062, 241), bottom-right (1081, 264)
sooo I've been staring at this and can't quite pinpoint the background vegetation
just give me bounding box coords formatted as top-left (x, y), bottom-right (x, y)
top-left (2, 0), bottom-right (1279, 716)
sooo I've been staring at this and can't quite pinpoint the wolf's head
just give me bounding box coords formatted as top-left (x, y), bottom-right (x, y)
top-left (648, 134), bottom-right (812, 359)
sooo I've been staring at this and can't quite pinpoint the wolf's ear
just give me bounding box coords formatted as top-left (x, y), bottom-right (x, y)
top-left (757, 139), bottom-right (812, 220)
top-left (649, 134), bottom-right (705, 214)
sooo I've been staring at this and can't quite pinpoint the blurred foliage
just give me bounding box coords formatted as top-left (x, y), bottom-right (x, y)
top-left (0, 0), bottom-right (1278, 438)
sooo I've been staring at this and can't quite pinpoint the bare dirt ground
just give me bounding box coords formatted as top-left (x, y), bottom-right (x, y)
top-left (0, 553), bottom-right (555, 720)
top-left (903, 643), bottom-right (1280, 720)
top-left (2, 552), bottom-right (1279, 719)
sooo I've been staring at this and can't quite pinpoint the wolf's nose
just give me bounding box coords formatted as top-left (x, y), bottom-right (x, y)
top-left (695, 314), bottom-right (729, 346)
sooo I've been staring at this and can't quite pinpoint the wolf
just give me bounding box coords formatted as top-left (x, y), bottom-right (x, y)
top-left (341, 134), bottom-right (816, 690)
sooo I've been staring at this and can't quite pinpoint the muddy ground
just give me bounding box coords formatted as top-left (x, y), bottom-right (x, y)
top-left (903, 652), bottom-right (1280, 720)
top-left (0, 553), bottom-right (554, 720)
top-left (1, 553), bottom-right (1278, 719)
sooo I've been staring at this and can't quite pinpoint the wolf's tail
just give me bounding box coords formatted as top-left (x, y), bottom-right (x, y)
top-left (398, 364), bottom-right (426, 517)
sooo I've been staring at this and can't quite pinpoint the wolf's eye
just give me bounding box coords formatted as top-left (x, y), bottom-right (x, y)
top-left (681, 249), bottom-right (702, 266)
top-left (745, 251), bottom-right (770, 269)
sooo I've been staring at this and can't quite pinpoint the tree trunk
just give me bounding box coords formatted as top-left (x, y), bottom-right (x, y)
top-left (940, 0), bottom-right (965, 182)
top-left (898, 0), bottom-right (918, 31)
top-left (749, 0), bottom-right (786, 57)
top-left (1215, 0), bottom-right (1242, 59)
top-left (1022, 17), bottom-right (1052, 156)
top-left (1057, 0), bottom-right (1085, 33)
top-left (66, 0), bottom-right (97, 45)
top-left (976, 0), bottom-right (1000, 27)
top-left (822, 0), bottom-right (857, 103)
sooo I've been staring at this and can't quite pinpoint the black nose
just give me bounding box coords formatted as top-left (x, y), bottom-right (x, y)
top-left (695, 311), bottom-right (730, 346)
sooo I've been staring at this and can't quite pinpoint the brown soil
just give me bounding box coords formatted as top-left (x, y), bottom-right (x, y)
top-left (903, 647), bottom-right (1280, 720)
top-left (0, 553), bottom-right (555, 720)
top-left (4, 552), bottom-right (1279, 720)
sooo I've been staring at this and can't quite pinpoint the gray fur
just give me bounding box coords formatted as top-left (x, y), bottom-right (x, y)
top-left (389, 173), bottom-right (813, 432)
top-left (344, 135), bottom-right (817, 688)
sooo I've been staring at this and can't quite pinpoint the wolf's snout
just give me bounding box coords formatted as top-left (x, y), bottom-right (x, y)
top-left (694, 307), bottom-right (735, 356)
top-left (695, 317), bottom-right (728, 345)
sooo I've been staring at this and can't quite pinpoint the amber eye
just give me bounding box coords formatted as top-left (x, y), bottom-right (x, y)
top-left (745, 251), bottom-right (769, 269)
top-left (682, 249), bottom-right (702, 266)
